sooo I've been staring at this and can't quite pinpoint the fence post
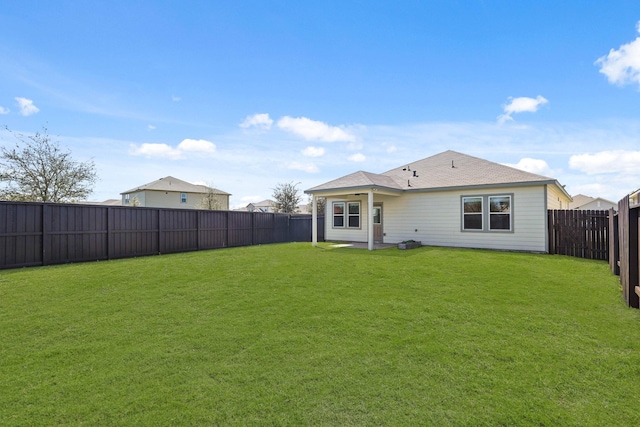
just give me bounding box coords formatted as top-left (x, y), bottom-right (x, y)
top-left (157, 209), bottom-right (162, 255)
top-left (197, 210), bottom-right (201, 251)
top-left (630, 207), bottom-right (639, 307)
top-left (106, 207), bottom-right (111, 260)
top-left (41, 203), bottom-right (47, 266)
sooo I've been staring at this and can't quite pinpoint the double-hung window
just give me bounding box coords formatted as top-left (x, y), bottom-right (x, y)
top-left (462, 197), bottom-right (483, 230)
top-left (489, 196), bottom-right (511, 230)
top-left (462, 194), bottom-right (512, 232)
top-left (333, 202), bottom-right (345, 227)
top-left (181, 193), bottom-right (187, 204)
top-left (332, 201), bottom-right (361, 228)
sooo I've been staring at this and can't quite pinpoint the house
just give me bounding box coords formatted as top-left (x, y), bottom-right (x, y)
top-left (568, 194), bottom-right (617, 211)
top-left (121, 176), bottom-right (230, 210)
top-left (246, 199), bottom-right (276, 213)
top-left (305, 150), bottom-right (572, 252)
top-left (235, 199), bottom-right (308, 213)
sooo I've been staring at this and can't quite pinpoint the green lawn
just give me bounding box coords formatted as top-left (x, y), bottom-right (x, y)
top-left (1, 243), bottom-right (639, 426)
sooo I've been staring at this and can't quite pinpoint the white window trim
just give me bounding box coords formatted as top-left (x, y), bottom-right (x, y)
top-left (181, 193), bottom-right (187, 203)
top-left (332, 201), bottom-right (361, 229)
top-left (333, 201), bottom-right (345, 228)
top-left (347, 201), bottom-right (361, 228)
top-left (488, 195), bottom-right (512, 231)
top-left (462, 196), bottom-right (483, 231)
top-left (461, 194), bottom-right (514, 233)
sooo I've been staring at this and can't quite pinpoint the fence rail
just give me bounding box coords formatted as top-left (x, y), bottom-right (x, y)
top-left (547, 209), bottom-right (609, 260)
top-left (0, 201), bottom-right (324, 270)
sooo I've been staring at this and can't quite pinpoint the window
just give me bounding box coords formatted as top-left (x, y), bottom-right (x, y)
top-left (124, 194), bottom-right (130, 205)
top-left (332, 201), bottom-right (361, 228)
top-left (333, 202), bottom-right (345, 227)
top-left (181, 193), bottom-right (187, 203)
top-left (462, 197), bottom-right (483, 230)
top-left (462, 194), bottom-right (513, 232)
top-left (347, 202), bottom-right (360, 228)
top-left (373, 207), bottom-right (381, 224)
top-left (489, 196), bottom-right (511, 230)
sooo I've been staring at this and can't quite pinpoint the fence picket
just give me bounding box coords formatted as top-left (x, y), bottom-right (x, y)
top-left (547, 209), bottom-right (609, 261)
top-left (0, 201), bottom-right (324, 270)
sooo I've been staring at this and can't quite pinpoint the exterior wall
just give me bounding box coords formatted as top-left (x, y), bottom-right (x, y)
top-left (325, 184), bottom-right (549, 252)
top-left (122, 191), bottom-right (146, 206)
top-left (122, 191), bottom-right (229, 210)
top-left (324, 196), bottom-right (370, 242)
top-left (547, 185), bottom-right (569, 210)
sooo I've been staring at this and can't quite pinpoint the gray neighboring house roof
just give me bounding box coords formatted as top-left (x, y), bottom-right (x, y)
top-left (121, 176), bottom-right (230, 195)
top-left (568, 194), bottom-right (616, 209)
top-left (306, 150), bottom-right (571, 198)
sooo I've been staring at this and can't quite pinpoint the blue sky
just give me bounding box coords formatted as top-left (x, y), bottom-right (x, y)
top-left (1, 1), bottom-right (640, 207)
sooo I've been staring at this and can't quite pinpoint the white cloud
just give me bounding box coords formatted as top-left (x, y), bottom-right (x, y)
top-left (129, 138), bottom-right (216, 160)
top-left (348, 153), bottom-right (366, 162)
top-left (240, 113), bottom-right (273, 130)
top-left (497, 95), bottom-right (548, 124)
top-left (147, 125), bottom-right (156, 130)
top-left (0, 106), bottom-right (9, 114)
top-left (177, 138), bottom-right (217, 155)
top-left (277, 116), bottom-right (356, 142)
top-left (386, 144), bottom-right (398, 153)
top-left (505, 158), bottom-right (553, 177)
top-left (569, 150), bottom-right (640, 175)
top-left (172, 95), bottom-right (181, 102)
top-left (15, 97), bottom-right (39, 116)
top-left (302, 146), bottom-right (325, 157)
top-left (286, 161), bottom-right (319, 173)
top-left (595, 21), bottom-right (640, 87)
top-left (129, 143), bottom-right (183, 160)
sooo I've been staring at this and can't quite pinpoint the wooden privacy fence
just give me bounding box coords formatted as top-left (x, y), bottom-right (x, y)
top-left (547, 209), bottom-right (609, 260)
top-left (0, 201), bottom-right (325, 270)
top-left (609, 196), bottom-right (640, 308)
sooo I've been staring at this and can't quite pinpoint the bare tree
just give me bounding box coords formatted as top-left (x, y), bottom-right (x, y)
top-left (0, 126), bottom-right (97, 203)
top-left (196, 183), bottom-right (223, 210)
top-left (271, 181), bottom-right (301, 213)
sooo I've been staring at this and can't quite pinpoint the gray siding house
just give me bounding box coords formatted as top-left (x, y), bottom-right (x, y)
top-left (121, 176), bottom-right (230, 210)
top-left (305, 150), bottom-right (572, 252)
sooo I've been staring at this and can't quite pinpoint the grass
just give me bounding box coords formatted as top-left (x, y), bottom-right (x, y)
top-left (1, 242), bottom-right (639, 426)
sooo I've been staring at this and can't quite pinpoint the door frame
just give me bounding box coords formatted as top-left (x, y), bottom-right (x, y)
top-left (373, 203), bottom-right (383, 243)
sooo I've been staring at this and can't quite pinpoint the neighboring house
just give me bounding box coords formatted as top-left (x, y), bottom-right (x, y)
top-left (235, 199), bottom-right (308, 213)
top-left (246, 199), bottom-right (275, 213)
top-left (121, 176), bottom-right (230, 210)
top-left (568, 194), bottom-right (617, 211)
top-left (305, 150), bottom-right (572, 252)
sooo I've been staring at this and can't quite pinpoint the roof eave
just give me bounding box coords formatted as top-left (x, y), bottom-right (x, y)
top-left (305, 184), bottom-right (403, 196)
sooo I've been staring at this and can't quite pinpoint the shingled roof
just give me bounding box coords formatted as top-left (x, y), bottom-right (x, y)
top-left (306, 150), bottom-right (568, 196)
top-left (122, 176), bottom-right (230, 195)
